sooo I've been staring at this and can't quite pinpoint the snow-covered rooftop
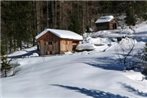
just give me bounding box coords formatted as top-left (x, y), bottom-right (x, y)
top-left (95, 15), bottom-right (114, 23)
top-left (35, 28), bottom-right (83, 40)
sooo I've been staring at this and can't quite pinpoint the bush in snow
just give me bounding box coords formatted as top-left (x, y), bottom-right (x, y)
top-left (1, 56), bottom-right (12, 77)
top-left (125, 6), bottom-right (136, 26)
top-left (0, 56), bottom-right (20, 77)
top-left (116, 37), bottom-right (137, 70)
top-left (118, 39), bottom-right (147, 79)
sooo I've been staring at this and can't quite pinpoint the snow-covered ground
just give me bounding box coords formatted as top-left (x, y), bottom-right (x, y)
top-left (7, 46), bottom-right (38, 58)
top-left (0, 21), bottom-right (147, 98)
top-left (1, 46), bottom-right (147, 98)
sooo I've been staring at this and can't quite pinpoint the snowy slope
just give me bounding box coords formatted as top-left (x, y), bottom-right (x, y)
top-left (135, 21), bottom-right (147, 33)
top-left (1, 44), bottom-right (147, 98)
top-left (1, 21), bottom-right (147, 98)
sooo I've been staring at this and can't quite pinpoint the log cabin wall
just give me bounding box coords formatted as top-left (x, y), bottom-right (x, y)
top-left (60, 39), bottom-right (73, 54)
top-left (37, 33), bottom-right (49, 55)
top-left (37, 31), bottom-right (81, 55)
top-left (109, 20), bottom-right (117, 30)
top-left (37, 31), bottom-right (60, 55)
top-left (60, 39), bottom-right (80, 54)
top-left (46, 32), bottom-right (60, 55)
top-left (39, 40), bottom-right (46, 55)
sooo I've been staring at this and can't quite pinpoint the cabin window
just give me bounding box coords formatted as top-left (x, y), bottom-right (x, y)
top-left (113, 23), bottom-right (117, 29)
top-left (72, 45), bottom-right (77, 51)
top-left (48, 41), bottom-right (52, 45)
top-left (73, 41), bottom-right (78, 43)
top-left (50, 51), bottom-right (52, 54)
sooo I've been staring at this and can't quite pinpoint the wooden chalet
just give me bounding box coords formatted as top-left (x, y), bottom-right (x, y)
top-left (35, 29), bottom-right (83, 55)
top-left (95, 15), bottom-right (117, 31)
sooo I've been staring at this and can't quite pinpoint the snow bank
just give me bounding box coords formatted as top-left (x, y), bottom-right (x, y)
top-left (91, 30), bottom-right (112, 38)
top-left (94, 44), bottom-right (109, 52)
top-left (135, 21), bottom-right (147, 33)
top-left (30, 53), bottom-right (39, 57)
top-left (7, 51), bottom-right (28, 57)
top-left (24, 46), bottom-right (37, 51)
top-left (7, 46), bottom-right (38, 58)
top-left (76, 36), bottom-right (110, 52)
top-left (123, 70), bottom-right (145, 81)
top-left (76, 43), bottom-right (95, 51)
top-left (119, 37), bottom-right (137, 49)
top-left (107, 37), bottom-right (145, 56)
top-left (87, 37), bottom-right (111, 45)
top-left (64, 51), bottom-right (72, 55)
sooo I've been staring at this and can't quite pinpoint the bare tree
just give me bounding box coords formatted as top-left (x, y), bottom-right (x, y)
top-left (116, 37), bottom-right (136, 70)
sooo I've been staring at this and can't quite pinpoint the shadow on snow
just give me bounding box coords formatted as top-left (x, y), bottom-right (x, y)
top-left (77, 57), bottom-right (125, 71)
top-left (121, 83), bottom-right (147, 97)
top-left (52, 84), bottom-right (128, 98)
top-left (7, 50), bottom-right (38, 59)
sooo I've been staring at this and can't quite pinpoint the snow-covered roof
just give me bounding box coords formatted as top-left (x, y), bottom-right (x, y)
top-left (35, 29), bottom-right (83, 40)
top-left (95, 15), bottom-right (114, 23)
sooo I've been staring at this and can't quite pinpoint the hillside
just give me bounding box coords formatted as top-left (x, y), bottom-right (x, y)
top-left (1, 46), bottom-right (147, 98)
top-left (1, 21), bottom-right (147, 98)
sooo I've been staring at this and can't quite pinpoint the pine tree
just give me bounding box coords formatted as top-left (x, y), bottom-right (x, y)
top-left (68, 2), bottom-right (82, 34)
top-left (1, 1), bottom-right (37, 53)
top-left (1, 56), bottom-right (12, 77)
top-left (125, 3), bottom-right (136, 26)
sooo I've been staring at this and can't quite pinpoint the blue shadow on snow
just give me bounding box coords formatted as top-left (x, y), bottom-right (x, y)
top-left (52, 84), bottom-right (128, 98)
top-left (121, 83), bottom-right (147, 97)
top-left (7, 50), bottom-right (38, 58)
top-left (79, 57), bottom-right (125, 71)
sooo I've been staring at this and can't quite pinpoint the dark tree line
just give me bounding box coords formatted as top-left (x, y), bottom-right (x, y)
top-left (1, 1), bottom-right (147, 54)
top-left (1, 1), bottom-right (36, 54)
